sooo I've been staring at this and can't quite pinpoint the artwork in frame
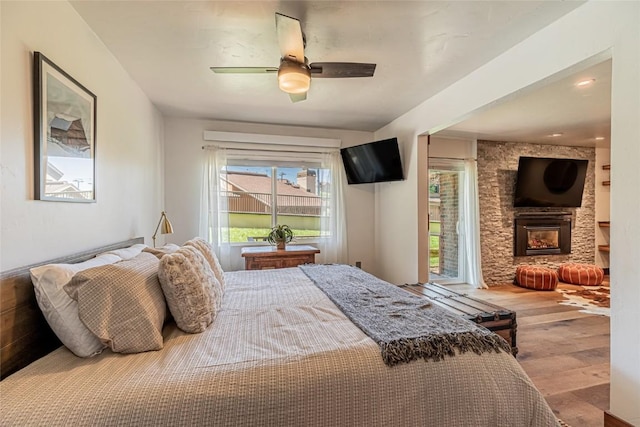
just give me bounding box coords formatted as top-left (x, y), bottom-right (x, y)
top-left (33, 51), bottom-right (96, 202)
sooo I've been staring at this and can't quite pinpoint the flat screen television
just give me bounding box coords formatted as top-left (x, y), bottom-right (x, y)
top-left (513, 156), bottom-right (588, 207)
top-left (340, 137), bottom-right (404, 184)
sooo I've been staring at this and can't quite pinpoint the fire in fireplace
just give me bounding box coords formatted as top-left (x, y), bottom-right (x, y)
top-left (527, 228), bottom-right (559, 250)
top-left (514, 214), bottom-right (571, 256)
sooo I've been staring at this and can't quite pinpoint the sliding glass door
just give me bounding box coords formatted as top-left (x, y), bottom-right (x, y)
top-left (428, 160), bottom-right (466, 284)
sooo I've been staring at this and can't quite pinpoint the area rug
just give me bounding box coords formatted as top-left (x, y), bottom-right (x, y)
top-left (556, 286), bottom-right (610, 316)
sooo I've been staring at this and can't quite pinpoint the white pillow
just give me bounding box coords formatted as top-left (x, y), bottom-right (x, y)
top-left (99, 243), bottom-right (147, 260)
top-left (30, 253), bottom-right (121, 357)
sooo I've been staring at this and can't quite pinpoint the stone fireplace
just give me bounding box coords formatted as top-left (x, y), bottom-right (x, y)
top-left (477, 140), bottom-right (595, 285)
top-left (514, 213), bottom-right (571, 256)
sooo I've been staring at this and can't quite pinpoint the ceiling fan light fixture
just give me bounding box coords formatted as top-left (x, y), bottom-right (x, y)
top-left (210, 13), bottom-right (376, 101)
top-left (278, 59), bottom-right (311, 94)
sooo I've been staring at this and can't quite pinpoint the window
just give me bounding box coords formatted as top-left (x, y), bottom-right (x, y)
top-left (201, 144), bottom-right (347, 268)
top-left (222, 163), bottom-right (332, 243)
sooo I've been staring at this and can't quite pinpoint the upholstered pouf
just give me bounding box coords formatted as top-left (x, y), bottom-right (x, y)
top-left (558, 263), bottom-right (605, 286)
top-left (514, 265), bottom-right (559, 291)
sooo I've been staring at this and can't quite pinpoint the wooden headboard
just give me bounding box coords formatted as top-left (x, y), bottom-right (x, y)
top-left (0, 237), bottom-right (144, 380)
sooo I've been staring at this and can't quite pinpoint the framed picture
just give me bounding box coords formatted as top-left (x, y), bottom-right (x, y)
top-left (34, 52), bottom-right (96, 202)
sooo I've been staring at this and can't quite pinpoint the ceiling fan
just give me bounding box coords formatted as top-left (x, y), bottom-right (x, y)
top-left (210, 12), bottom-right (376, 103)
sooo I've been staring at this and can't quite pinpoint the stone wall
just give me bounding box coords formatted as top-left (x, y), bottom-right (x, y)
top-left (477, 140), bottom-right (595, 285)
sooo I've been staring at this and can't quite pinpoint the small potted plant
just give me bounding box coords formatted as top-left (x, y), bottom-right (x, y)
top-left (267, 224), bottom-right (294, 250)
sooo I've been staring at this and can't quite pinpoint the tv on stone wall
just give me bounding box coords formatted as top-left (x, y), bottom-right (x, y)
top-left (513, 156), bottom-right (588, 208)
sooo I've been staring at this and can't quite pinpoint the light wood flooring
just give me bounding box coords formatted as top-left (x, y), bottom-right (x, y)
top-left (446, 281), bottom-right (610, 427)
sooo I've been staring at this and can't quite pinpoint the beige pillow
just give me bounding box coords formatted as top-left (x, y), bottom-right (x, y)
top-left (158, 245), bottom-right (223, 333)
top-left (184, 237), bottom-right (226, 289)
top-left (29, 253), bottom-right (122, 357)
top-left (64, 252), bottom-right (167, 354)
top-left (143, 243), bottom-right (181, 259)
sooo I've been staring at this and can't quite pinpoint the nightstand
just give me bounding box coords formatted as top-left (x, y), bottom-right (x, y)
top-left (241, 245), bottom-right (320, 270)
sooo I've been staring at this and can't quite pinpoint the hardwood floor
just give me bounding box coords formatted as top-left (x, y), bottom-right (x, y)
top-left (447, 281), bottom-right (610, 427)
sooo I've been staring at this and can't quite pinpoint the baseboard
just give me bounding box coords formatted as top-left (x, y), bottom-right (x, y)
top-left (604, 410), bottom-right (633, 427)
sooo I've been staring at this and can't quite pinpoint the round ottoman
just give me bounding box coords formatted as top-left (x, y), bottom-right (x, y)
top-left (515, 265), bottom-right (558, 291)
top-left (558, 263), bottom-right (604, 286)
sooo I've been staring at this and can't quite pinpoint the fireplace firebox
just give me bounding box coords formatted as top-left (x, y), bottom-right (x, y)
top-left (514, 214), bottom-right (571, 256)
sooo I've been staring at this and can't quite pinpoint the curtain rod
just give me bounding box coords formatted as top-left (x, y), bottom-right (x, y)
top-left (202, 144), bottom-right (336, 155)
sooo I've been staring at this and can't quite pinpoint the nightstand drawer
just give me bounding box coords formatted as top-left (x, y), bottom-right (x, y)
top-left (246, 258), bottom-right (284, 270)
top-left (241, 246), bottom-right (320, 270)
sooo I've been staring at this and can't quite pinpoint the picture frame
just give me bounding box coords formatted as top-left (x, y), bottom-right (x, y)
top-left (34, 51), bottom-right (96, 202)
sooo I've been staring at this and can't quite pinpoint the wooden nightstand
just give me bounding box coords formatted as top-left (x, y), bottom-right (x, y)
top-left (241, 245), bottom-right (320, 270)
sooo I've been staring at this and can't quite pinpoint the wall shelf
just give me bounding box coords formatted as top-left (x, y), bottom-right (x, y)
top-left (602, 164), bottom-right (610, 186)
top-left (598, 221), bottom-right (610, 253)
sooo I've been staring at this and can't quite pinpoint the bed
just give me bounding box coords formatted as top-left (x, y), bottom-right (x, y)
top-left (0, 238), bottom-right (559, 426)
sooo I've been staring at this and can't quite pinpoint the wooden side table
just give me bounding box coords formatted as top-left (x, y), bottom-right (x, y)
top-left (241, 245), bottom-right (320, 270)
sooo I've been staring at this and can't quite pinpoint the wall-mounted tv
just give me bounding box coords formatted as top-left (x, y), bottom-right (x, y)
top-left (340, 137), bottom-right (404, 184)
top-left (514, 156), bottom-right (588, 208)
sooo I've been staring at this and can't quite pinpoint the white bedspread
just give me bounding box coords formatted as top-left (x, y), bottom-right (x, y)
top-left (1, 268), bottom-right (558, 426)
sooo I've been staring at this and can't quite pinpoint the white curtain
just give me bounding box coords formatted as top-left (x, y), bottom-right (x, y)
top-left (199, 147), bottom-right (232, 270)
top-left (315, 151), bottom-right (349, 264)
top-left (461, 159), bottom-right (487, 289)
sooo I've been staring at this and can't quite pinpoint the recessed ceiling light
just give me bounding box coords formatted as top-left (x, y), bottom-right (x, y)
top-left (548, 133), bottom-right (564, 137)
top-left (595, 136), bottom-right (605, 140)
top-left (576, 78), bottom-right (596, 87)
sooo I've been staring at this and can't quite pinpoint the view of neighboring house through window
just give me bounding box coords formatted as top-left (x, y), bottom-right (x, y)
top-left (222, 164), bottom-right (331, 243)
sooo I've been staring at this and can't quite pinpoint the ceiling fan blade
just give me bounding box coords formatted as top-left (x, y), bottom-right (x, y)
top-left (275, 13), bottom-right (305, 63)
top-left (289, 92), bottom-right (307, 103)
top-left (309, 62), bottom-right (376, 78)
top-left (210, 67), bottom-right (278, 74)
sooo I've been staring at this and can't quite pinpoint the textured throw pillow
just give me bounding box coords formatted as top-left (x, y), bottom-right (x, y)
top-left (184, 237), bottom-right (226, 289)
top-left (29, 253), bottom-right (122, 357)
top-left (64, 252), bottom-right (167, 354)
top-left (143, 243), bottom-right (181, 259)
top-left (158, 245), bottom-right (223, 333)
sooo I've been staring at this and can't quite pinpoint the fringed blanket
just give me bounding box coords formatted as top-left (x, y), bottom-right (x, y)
top-left (299, 264), bottom-right (511, 366)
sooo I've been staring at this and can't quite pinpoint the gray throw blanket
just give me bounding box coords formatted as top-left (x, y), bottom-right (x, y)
top-left (299, 264), bottom-right (511, 366)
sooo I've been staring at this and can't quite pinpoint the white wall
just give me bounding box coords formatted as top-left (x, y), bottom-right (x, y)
top-left (428, 135), bottom-right (475, 159)
top-left (374, 2), bottom-right (640, 423)
top-left (163, 117), bottom-right (376, 272)
top-left (0, 1), bottom-right (164, 271)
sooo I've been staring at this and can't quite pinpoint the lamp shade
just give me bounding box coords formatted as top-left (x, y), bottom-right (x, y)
top-left (160, 216), bottom-right (173, 234)
top-left (277, 59), bottom-right (311, 94)
top-left (152, 211), bottom-right (174, 247)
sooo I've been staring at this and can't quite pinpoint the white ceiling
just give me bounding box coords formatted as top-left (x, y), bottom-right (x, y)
top-left (70, 1), bottom-right (602, 141)
top-left (439, 59), bottom-right (612, 147)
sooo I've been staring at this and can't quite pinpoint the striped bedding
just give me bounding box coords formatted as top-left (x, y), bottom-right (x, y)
top-left (0, 267), bottom-right (558, 426)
